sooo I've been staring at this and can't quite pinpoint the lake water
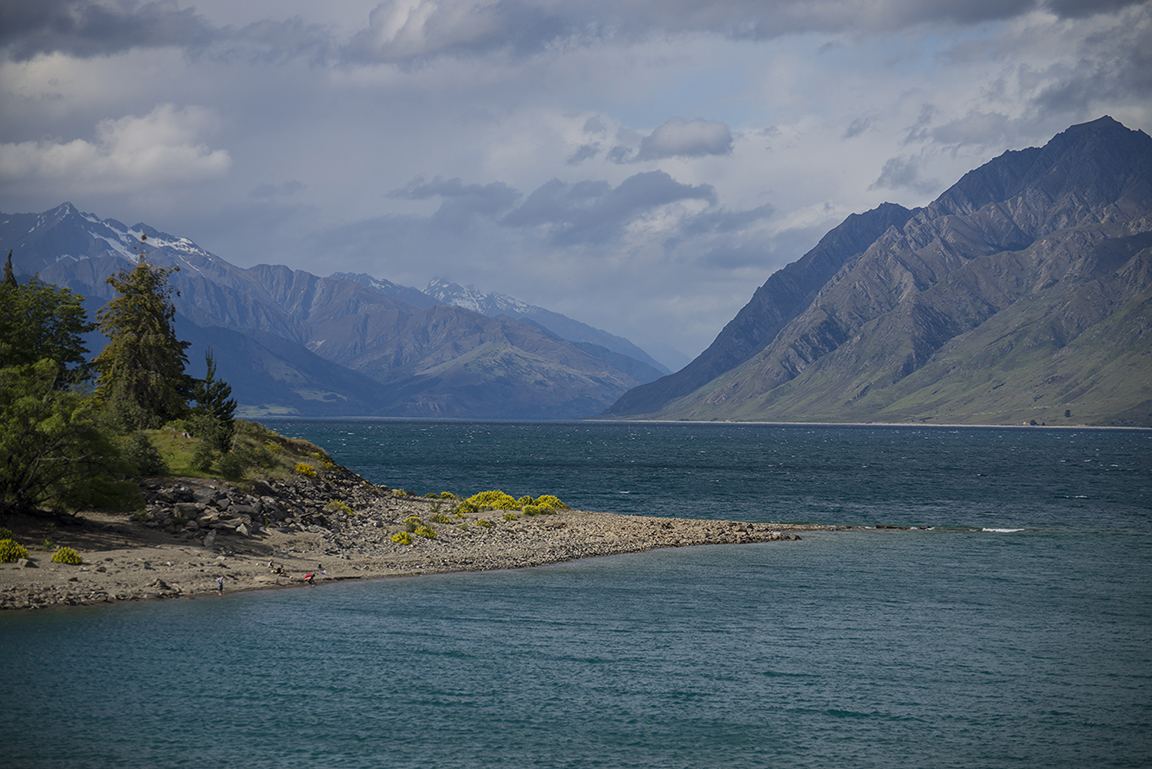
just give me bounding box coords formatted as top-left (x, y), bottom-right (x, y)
top-left (3, 421), bottom-right (1151, 768)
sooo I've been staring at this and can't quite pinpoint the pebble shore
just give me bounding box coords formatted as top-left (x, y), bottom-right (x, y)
top-left (0, 466), bottom-right (830, 611)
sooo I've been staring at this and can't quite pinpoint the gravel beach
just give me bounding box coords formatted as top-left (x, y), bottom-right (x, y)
top-left (1, 467), bottom-right (828, 611)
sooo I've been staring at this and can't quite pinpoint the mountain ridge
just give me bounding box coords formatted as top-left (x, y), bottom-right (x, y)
top-left (605, 116), bottom-right (1152, 426)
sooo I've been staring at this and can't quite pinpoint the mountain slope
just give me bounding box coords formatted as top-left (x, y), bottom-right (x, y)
top-left (611, 116), bottom-right (1152, 426)
top-left (6, 205), bottom-right (648, 419)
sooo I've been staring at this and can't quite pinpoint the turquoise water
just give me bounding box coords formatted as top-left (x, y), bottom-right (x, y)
top-left (3, 422), bottom-right (1151, 768)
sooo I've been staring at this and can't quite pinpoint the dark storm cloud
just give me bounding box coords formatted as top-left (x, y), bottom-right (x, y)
top-left (0, 0), bottom-right (218, 60)
top-left (500, 170), bottom-right (716, 245)
top-left (7, 0), bottom-right (1147, 66)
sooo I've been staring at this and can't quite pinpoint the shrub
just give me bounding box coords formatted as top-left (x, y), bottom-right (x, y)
top-left (403, 515), bottom-right (422, 532)
top-left (325, 500), bottom-right (353, 515)
top-left (523, 505), bottom-right (541, 516)
top-left (0, 527), bottom-right (13, 540)
top-left (535, 495), bottom-right (567, 511)
top-left (465, 490), bottom-right (520, 510)
top-left (218, 451), bottom-right (246, 481)
top-left (0, 539), bottom-right (29, 562)
top-left (191, 440), bottom-right (216, 472)
top-left (294, 463), bottom-right (317, 478)
top-left (501, 513), bottom-right (519, 522)
top-left (454, 500), bottom-right (479, 514)
top-left (476, 518), bottom-right (493, 529)
top-left (430, 513), bottom-right (451, 524)
top-left (51, 546), bottom-right (82, 564)
top-left (517, 495), bottom-right (535, 507)
top-left (391, 531), bottom-right (412, 545)
top-left (124, 431), bottom-right (168, 476)
top-left (439, 491), bottom-right (457, 499)
top-left (414, 524), bottom-right (436, 539)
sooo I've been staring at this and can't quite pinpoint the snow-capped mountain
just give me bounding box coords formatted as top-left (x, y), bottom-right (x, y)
top-left (3, 203), bottom-right (658, 419)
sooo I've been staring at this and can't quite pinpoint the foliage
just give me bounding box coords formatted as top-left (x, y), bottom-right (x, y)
top-left (93, 251), bottom-right (192, 429)
top-left (123, 431), bottom-right (169, 476)
top-left (294, 462), bottom-right (317, 478)
top-left (430, 513), bottom-right (452, 523)
top-left (475, 518), bottom-right (493, 529)
top-left (325, 500), bottom-right (353, 515)
top-left (0, 538), bottom-right (28, 562)
top-left (501, 513), bottom-right (519, 521)
top-left (188, 350), bottom-right (236, 453)
top-left (535, 495), bottom-right (567, 510)
top-left (51, 546), bottom-right (82, 565)
top-left (414, 524), bottom-right (436, 539)
top-left (404, 515), bottom-right (422, 532)
top-left (0, 259), bottom-right (94, 384)
top-left (0, 360), bottom-right (140, 515)
top-left (439, 491), bottom-right (457, 499)
top-left (391, 531), bottom-right (412, 545)
top-left (0, 527), bottom-right (12, 540)
top-left (464, 490), bottom-right (521, 510)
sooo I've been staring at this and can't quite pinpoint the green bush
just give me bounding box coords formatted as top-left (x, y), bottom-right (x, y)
top-left (294, 462), bottom-right (317, 478)
top-left (191, 440), bottom-right (215, 472)
top-left (501, 513), bottom-right (519, 522)
top-left (325, 500), bottom-right (353, 515)
top-left (430, 513), bottom-right (451, 524)
top-left (124, 431), bottom-right (168, 476)
top-left (476, 518), bottom-right (493, 529)
top-left (51, 546), bottom-right (82, 564)
top-left (414, 524), bottom-right (436, 539)
top-left (217, 451), bottom-right (246, 481)
top-left (404, 515), bottom-right (422, 532)
top-left (0, 539), bottom-right (28, 562)
top-left (0, 527), bottom-right (13, 541)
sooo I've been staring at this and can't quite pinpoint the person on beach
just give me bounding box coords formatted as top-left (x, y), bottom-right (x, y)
top-left (216, 576), bottom-right (224, 595)
top-left (303, 573), bottom-right (316, 586)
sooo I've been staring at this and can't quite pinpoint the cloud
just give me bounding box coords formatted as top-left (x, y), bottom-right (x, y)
top-left (635, 117), bottom-right (734, 161)
top-left (393, 176), bottom-right (521, 231)
top-left (0, 0), bottom-right (218, 61)
top-left (870, 155), bottom-right (940, 196)
top-left (0, 104), bottom-right (231, 192)
top-left (501, 170), bottom-right (717, 244)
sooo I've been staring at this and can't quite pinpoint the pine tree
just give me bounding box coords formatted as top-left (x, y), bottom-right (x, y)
top-left (189, 349), bottom-right (237, 452)
top-left (94, 244), bottom-right (191, 429)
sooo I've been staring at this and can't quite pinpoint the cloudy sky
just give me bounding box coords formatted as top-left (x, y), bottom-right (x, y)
top-left (1, 0), bottom-right (1150, 364)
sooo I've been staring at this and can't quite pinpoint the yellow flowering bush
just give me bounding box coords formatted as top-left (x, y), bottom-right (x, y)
top-left (324, 500), bottom-right (353, 515)
top-left (535, 495), bottom-right (567, 511)
top-left (414, 524), bottom-right (437, 539)
top-left (0, 539), bottom-right (29, 562)
top-left (403, 515), bottom-right (422, 532)
top-left (465, 490), bottom-right (521, 510)
top-left (501, 513), bottom-right (519, 522)
top-left (51, 546), bottom-right (82, 565)
top-left (391, 531), bottom-right (412, 545)
top-left (294, 462), bottom-right (317, 478)
top-left (476, 518), bottom-right (493, 529)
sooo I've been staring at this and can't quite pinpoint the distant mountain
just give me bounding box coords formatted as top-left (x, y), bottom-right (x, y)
top-left (4, 205), bottom-right (651, 419)
top-left (606, 116), bottom-right (1152, 427)
top-left (425, 278), bottom-right (671, 379)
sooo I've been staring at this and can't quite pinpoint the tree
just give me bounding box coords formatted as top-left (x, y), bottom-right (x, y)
top-left (93, 248), bottom-right (191, 429)
top-left (0, 251), bottom-right (94, 383)
top-left (0, 360), bottom-right (139, 516)
top-left (189, 349), bottom-right (237, 453)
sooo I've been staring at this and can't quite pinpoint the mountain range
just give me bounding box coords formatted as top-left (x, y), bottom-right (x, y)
top-left (605, 116), bottom-right (1152, 427)
top-left (1, 206), bottom-right (671, 419)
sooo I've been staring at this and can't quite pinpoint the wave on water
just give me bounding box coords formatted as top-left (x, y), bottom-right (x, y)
top-left (983, 528), bottom-right (1025, 533)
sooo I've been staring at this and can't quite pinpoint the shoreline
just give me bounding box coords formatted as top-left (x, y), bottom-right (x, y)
top-left (0, 470), bottom-right (833, 611)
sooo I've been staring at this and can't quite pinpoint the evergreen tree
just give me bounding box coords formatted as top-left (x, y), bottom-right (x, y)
top-left (189, 349), bottom-right (237, 453)
top-left (0, 254), bottom-right (94, 383)
top-left (94, 246), bottom-right (191, 429)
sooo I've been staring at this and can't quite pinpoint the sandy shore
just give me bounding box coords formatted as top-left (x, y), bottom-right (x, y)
top-left (0, 488), bottom-right (829, 611)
